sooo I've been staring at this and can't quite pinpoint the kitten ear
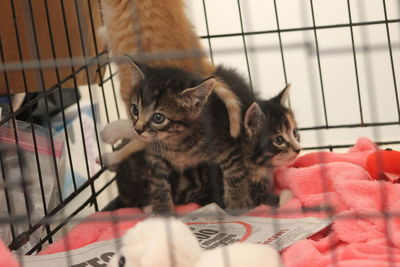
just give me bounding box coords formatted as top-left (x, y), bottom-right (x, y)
top-left (272, 84), bottom-right (291, 106)
top-left (123, 54), bottom-right (145, 82)
top-left (179, 78), bottom-right (215, 116)
top-left (181, 77), bottom-right (215, 100)
top-left (244, 102), bottom-right (265, 138)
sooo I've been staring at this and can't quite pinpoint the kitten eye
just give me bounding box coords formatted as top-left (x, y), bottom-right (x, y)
top-left (119, 256), bottom-right (126, 267)
top-left (131, 104), bottom-right (139, 116)
top-left (293, 128), bottom-right (299, 138)
top-left (152, 113), bottom-right (165, 124)
top-left (273, 136), bottom-right (285, 146)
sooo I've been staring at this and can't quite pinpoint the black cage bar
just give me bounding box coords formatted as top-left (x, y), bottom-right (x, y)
top-left (0, 0), bottom-right (399, 265)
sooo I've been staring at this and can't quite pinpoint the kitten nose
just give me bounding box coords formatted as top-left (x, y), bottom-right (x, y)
top-left (294, 149), bottom-right (301, 154)
top-left (136, 128), bottom-right (144, 135)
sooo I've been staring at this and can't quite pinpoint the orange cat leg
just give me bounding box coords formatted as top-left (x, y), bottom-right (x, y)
top-left (214, 80), bottom-right (242, 138)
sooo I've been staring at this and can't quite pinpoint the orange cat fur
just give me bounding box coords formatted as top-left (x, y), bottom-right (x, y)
top-left (99, 0), bottom-right (241, 169)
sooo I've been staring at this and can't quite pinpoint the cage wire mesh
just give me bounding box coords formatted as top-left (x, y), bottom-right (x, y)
top-left (0, 0), bottom-right (399, 266)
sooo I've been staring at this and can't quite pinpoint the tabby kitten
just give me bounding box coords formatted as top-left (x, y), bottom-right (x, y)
top-left (246, 91), bottom-right (301, 207)
top-left (114, 62), bottom-right (300, 213)
top-left (115, 86), bottom-right (300, 211)
top-left (99, 0), bottom-right (241, 168)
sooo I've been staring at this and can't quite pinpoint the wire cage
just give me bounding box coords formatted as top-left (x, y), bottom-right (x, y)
top-left (0, 0), bottom-right (399, 266)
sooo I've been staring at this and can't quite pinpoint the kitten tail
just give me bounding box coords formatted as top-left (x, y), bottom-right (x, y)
top-left (214, 80), bottom-right (242, 138)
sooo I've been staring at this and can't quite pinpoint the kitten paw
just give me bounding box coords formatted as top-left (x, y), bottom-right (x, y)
top-left (101, 120), bottom-right (135, 144)
top-left (279, 189), bottom-right (294, 207)
top-left (149, 199), bottom-right (175, 215)
top-left (225, 198), bottom-right (254, 215)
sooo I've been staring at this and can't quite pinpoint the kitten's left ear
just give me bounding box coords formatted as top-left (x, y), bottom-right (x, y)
top-left (123, 54), bottom-right (145, 82)
top-left (179, 77), bottom-right (215, 117)
top-left (244, 102), bottom-right (265, 138)
top-left (272, 84), bottom-right (291, 106)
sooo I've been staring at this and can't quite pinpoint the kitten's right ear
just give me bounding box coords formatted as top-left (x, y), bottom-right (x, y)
top-left (178, 77), bottom-right (215, 119)
top-left (180, 77), bottom-right (215, 103)
top-left (244, 102), bottom-right (265, 138)
top-left (272, 84), bottom-right (291, 106)
top-left (123, 54), bottom-right (145, 83)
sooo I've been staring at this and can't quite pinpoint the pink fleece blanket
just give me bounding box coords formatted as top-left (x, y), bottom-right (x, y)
top-left (0, 239), bottom-right (18, 267)
top-left (2, 137), bottom-right (400, 266)
top-left (274, 138), bottom-right (400, 266)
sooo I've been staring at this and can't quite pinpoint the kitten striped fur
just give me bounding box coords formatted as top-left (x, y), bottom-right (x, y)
top-left (114, 63), bottom-right (300, 213)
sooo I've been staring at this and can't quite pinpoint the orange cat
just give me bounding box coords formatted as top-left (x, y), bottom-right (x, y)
top-left (99, 0), bottom-right (241, 169)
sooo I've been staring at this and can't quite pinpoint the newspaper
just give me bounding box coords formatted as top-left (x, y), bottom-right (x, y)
top-left (182, 204), bottom-right (331, 251)
top-left (21, 204), bottom-right (332, 267)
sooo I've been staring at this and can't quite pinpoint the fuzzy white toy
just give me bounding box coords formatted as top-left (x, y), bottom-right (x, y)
top-left (96, 120), bottom-right (148, 171)
top-left (107, 217), bottom-right (202, 267)
top-left (107, 217), bottom-right (282, 267)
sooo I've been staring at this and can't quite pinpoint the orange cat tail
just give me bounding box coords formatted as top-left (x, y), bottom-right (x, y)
top-left (214, 80), bottom-right (242, 138)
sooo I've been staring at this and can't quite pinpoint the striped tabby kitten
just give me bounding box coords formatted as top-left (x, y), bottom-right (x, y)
top-left (114, 62), bottom-right (300, 213)
top-left (99, 0), bottom-right (241, 169)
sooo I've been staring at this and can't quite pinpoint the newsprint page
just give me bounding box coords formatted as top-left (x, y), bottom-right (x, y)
top-left (21, 204), bottom-right (332, 267)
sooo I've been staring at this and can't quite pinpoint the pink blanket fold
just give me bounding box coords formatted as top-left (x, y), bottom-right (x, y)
top-left (37, 137), bottom-right (400, 266)
top-left (276, 137), bottom-right (400, 266)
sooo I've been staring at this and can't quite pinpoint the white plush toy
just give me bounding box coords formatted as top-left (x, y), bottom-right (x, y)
top-left (107, 217), bottom-right (202, 267)
top-left (107, 217), bottom-right (282, 267)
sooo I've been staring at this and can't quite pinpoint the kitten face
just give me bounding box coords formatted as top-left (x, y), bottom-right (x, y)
top-left (245, 85), bottom-right (301, 169)
top-left (269, 112), bottom-right (301, 167)
top-left (129, 63), bottom-right (214, 142)
top-left (130, 91), bottom-right (184, 140)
